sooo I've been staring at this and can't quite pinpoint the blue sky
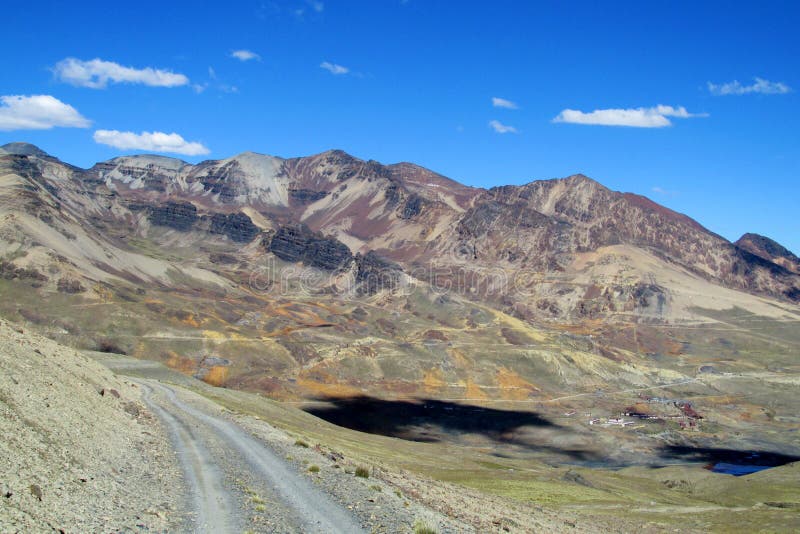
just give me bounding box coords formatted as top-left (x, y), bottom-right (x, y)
top-left (1, 1), bottom-right (798, 253)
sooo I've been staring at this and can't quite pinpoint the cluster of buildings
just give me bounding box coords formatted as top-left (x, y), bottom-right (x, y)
top-left (578, 394), bottom-right (705, 431)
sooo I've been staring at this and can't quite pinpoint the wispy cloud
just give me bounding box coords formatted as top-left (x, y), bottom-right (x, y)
top-left (707, 77), bottom-right (791, 96)
top-left (652, 186), bottom-right (679, 197)
top-left (294, 1), bottom-right (324, 17)
top-left (489, 119), bottom-right (518, 134)
top-left (93, 130), bottom-right (209, 155)
top-left (230, 49), bottom-right (261, 62)
top-left (320, 61), bottom-right (349, 75)
top-left (0, 95), bottom-right (91, 131)
top-left (53, 58), bottom-right (188, 89)
top-left (192, 67), bottom-right (239, 94)
top-left (492, 97), bottom-right (518, 109)
top-left (553, 105), bottom-right (707, 128)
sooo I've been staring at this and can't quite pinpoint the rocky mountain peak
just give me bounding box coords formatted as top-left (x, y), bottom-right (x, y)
top-left (102, 154), bottom-right (189, 170)
top-left (736, 233), bottom-right (800, 274)
top-left (0, 142), bottom-right (52, 159)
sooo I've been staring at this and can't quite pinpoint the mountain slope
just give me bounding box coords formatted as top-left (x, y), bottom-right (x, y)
top-left (0, 320), bottom-right (182, 532)
top-left (736, 232), bottom-right (800, 274)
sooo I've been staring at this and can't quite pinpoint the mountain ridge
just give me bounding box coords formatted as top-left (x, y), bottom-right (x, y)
top-left (2, 141), bottom-right (785, 250)
top-left (3, 140), bottom-right (790, 261)
top-left (1, 142), bottom-right (798, 315)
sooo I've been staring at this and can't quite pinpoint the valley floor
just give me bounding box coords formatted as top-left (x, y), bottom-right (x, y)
top-left (3, 320), bottom-right (798, 533)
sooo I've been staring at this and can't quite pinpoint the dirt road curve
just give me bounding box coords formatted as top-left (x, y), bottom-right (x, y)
top-left (139, 381), bottom-right (366, 534)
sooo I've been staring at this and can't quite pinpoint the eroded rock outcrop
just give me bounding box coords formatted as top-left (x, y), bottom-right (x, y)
top-left (268, 223), bottom-right (353, 271)
top-left (147, 202), bottom-right (198, 231)
top-left (356, 251), bottom-right (402, 295)
top-left (208, 212), bottom-right (259, 243)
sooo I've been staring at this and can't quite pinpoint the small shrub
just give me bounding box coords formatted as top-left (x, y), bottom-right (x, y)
top-left (96, 339), bottom-right (127, 355)
top-left (370, 485), bottom-right (382, 492)
top-left (57, 277), bottom-right (85, 294)
top-left (294, 439), bottom-right (309, 448)
top-left (254, 504), bottom-right (266, 512)
top-left (413, 520), bottom-right (438, 534)
top-left (354, 466), bottom-right (370, 478)
top-left (17, 308), bottom-right (47, 325)
top-left (308, 465), bottom-right (320, 473)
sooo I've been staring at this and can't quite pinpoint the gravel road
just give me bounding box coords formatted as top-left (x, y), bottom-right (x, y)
top-left (138, 381), bottom-right (366, 534)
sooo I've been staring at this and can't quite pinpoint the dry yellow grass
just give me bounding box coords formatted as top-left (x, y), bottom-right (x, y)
top-left (422, 368), bottom-right (446, 394)
top-left (202, 366), bottom-right (230, 387)
top-left (296, 376), bottom-right (365, 398)
top-left (463, 380), bottom-right (489, 400)
top-left (164, 351), bottom-right (196, 374)
top-left (495, 367), bottom-right (538, 400)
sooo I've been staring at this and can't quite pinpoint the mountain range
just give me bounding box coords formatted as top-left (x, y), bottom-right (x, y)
top-left (3, 141), bottom-right (797, 300)
top-left (1, 141), bottom-right (799, 403)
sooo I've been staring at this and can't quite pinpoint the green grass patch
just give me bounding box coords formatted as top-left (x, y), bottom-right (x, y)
top-left (355, 466), bottom-right (370, 478)
top-left (413, 520), bottom-right (438, 534)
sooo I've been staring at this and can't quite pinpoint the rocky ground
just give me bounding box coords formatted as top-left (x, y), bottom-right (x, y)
top-left (0, 319), bottom-right (184, 533)
top-left (138, 379), bottom-right (467, 533)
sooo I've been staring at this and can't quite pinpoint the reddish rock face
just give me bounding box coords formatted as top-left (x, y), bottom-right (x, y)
top-left (454, 175), bottom-right (800, 305)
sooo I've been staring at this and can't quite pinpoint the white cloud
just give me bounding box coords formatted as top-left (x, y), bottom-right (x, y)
top-left (489, 120), bottom-right (518, 134)
top-left (320, 61), bottom-right (349, 75)
top-left (93, 130), bottom-right (209, 156)
top-left (53, 58), bottom-right (188, 89)
top-left (707, 77), bottom-right (791, 96)
top-left (552, 105), bottom-right (707, 128)
top-left (230, 50), bottom-right (261, 62)
top-left (309, 1), bottom-right (324, 12)
top-left (492, 97), bottom-right (518, 109)
top-left (0, 95), bottom-right (91, 131)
